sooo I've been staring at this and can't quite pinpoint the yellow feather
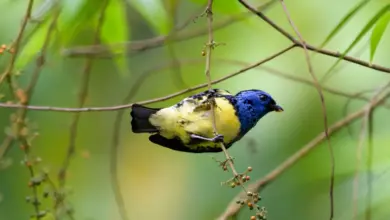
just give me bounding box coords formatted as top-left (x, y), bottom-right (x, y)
top-left (149, 95), bottom-right (241, 150)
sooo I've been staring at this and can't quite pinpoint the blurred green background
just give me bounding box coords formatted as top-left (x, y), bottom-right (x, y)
top-left (1, 0), bottom-right (390, 219)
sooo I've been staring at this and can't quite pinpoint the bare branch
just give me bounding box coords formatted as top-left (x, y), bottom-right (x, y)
top-left (0, 45), bottom-right (294, 112)
top-left (365, 105), bottom-right (374, 220)
top-left (278, 1), bottom-right (334, 218)
top-left (353, 81), bottom-right (390, 220)
top-left (57, 0), bottom-right (110, 217)
top-left (9, 6), bottom-right (59, 219)
top-left (0, 0), bottom-right (34, 88)
top-left (60, 0), bottom-right (277, 58)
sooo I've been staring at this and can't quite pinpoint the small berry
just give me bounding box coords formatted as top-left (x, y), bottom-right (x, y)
top-left (247, 202), bottom-right (253, 208)
top-left (250, 216), bottom-right (257, 220)
top-left (247, 191), bottom-right (253, 196)
top-left (0, 49), bottom-right (4, 54)
top-left (230, 182), bottom-right (236, 188)
top-left (201, 50), bottom-right (206, 56)
top-left (1, 44), bottom-right (6, 49)
top-left (246, 175), bottom-right (250, 181)
top-left (247, 166), bottom-right (253, 172)
top-left (223, 165), bottom-right (227, 171)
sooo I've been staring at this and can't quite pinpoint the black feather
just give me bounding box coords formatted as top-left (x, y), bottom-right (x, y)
top-left (130, 104), bottom-right (160, 133)
top-left (149, 134), bottom-right (224, 153)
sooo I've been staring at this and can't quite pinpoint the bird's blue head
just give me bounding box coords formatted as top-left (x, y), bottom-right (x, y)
top-left (234, 89), bottom-right (283, 135)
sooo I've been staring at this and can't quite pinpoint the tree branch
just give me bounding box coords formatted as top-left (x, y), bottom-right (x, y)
top-left (0, 0), bottom-right (34, 87)
top-left (0, 45), bottom-right (294, 112)
top-left (57, 0), bottom-right (110, 217)
top-left (352, 81), bottom-right (390, 220)
top-left (278, 1), bottom-right (334, 219)
top-left (60, 0), bottom-right (277, 58)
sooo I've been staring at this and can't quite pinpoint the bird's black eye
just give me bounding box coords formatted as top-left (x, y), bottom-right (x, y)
top-left (259, 94), bottom-right (267, 101)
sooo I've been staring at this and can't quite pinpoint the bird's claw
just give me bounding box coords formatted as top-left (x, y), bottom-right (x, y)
top-left (212, 134), bottom-right (224, 143)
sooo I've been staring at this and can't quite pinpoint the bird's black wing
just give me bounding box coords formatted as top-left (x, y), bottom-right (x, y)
top-left (179, 89), bottom-right (232, 112)
top-left (149, 134), bottom-right (223, 153)
top-left (189, 88), bottom-right (231, 100)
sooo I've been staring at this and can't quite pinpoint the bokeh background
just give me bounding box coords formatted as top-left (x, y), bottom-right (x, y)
top-left (1, 0), bottom-right (390, 219)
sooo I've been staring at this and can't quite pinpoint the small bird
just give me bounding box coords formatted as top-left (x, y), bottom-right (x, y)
top-left (130, 89), bottom-right (283, 153)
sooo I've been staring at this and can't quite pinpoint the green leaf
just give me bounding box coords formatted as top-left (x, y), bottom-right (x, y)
top-left (15, 17), bottom-right (51, 69)
top-left (128, 0), bottom-right (172, 35)
top-left (59, 0), bottom-right (105, 44)
top-left (370, 11), bottom-right (390, 62)
top-left (101, 0), bottom-right (130, 76)
top-left (321, 4), bottom-right (390, 82)
top-left (320, 0), bottom-right (371, 48)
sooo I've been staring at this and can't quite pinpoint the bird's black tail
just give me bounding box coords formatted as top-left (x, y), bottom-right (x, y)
top-left (130, 104), bottom-right (160, 133)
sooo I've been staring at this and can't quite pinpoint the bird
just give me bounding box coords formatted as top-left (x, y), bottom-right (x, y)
top-left (130, 88), bottom-right (283, 153)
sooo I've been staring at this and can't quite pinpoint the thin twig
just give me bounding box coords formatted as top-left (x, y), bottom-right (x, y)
top-left (57, 0), bottom-right (109, 216)
top-left (0, 0), bottom-right (34, 87)
top-left (278, 1), bottom-right (334, 219)
top-left (2, 48), bottom-right (390, 114)
top-left (352, 81), bottom-right (390, 220)
top-left (60, 0), bottom-right (277, 58)
top-left (108, 63), bottom-right (178, 220)
top-left (164, 2), bottom-right (190, 90)
top-left (204, 1), bottom-right (265, 218)
top-left (353, 108), bottom-right (369, 220)
top-left (108, 55), bottom-right (196, 220)
top-left (0, 45), bottom-right (294, 112)
top-left (365, 106), bottom-right (374, 220)
top-left (237, 0), bottom-right (390, 77)
top-left (205, 0), bottom-right (248, 191)
top-left (218, 89), bottom-right (390, 220)
top-left (12, 8), bottom-right (59, 220)
top-left (342, 89), bottom-right (380, 140)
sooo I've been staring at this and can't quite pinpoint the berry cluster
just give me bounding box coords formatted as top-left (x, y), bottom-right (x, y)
top-left (0, 44), bottom-right (14, 54)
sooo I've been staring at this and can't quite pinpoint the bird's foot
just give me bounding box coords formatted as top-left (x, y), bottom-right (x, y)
top-left (211, 134), bottom-right (224, 143)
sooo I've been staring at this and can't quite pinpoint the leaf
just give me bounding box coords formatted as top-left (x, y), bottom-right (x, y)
top-left (15, 17), bottom-right (51, 69)
top-left (59, 0), bottom-right (105, 44)
top-left (321, 4), bottom-right (390, 82)
top-left (128, 0), bottom-right (172, 35)
top-left (370, 11), bottom-right (390, 62)
top-left (15, 0), bottom-right (102, 69)
top-left (100, 0), bottom-right (130, 76)
top-left (320, 0), bottom-right (371, 48)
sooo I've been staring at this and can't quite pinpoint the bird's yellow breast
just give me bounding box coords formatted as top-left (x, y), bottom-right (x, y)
top-left (149, 97), bottom-right (241, 147)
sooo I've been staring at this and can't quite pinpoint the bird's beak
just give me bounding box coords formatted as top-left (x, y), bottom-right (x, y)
top-left (272, 104), bottom-right (284, 112)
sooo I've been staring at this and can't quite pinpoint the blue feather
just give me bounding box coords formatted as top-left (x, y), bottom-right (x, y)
top-left (233, 90), bottom-right (278, 136)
